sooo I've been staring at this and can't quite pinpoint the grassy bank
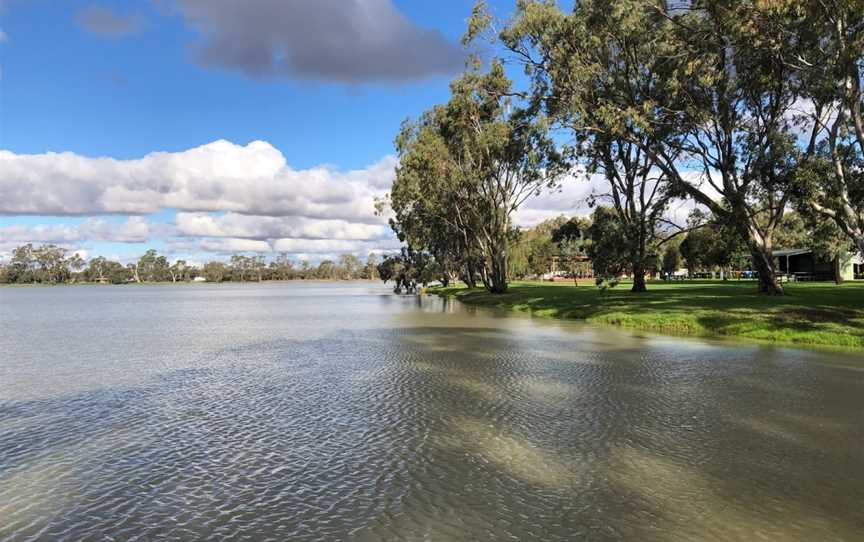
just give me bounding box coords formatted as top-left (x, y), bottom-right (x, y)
top-left (432, 280), bottom-right (864, 350)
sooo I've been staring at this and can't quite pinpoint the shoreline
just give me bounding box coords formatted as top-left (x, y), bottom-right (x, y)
top-left (0, 279), bottom-right (382, 288)
top-left (431, 280), bottom-right (864, 352)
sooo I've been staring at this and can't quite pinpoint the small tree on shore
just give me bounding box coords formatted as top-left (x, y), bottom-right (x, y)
top-left (662, 244), bottom-right (682, 279)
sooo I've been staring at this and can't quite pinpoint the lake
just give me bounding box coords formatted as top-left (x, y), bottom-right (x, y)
top-left (1, 283), bottom-right (862, 541)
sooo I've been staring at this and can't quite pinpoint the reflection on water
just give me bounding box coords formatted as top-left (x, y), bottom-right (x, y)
top-left (1, 283), bottom-right (863, 540)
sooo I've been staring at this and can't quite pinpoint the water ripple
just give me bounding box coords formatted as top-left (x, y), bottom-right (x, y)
top-left (1, 285), bottom-right (863, 540)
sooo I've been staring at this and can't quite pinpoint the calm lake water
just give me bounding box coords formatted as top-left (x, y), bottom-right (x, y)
top-left (1, 283), bottom-right (862, 541)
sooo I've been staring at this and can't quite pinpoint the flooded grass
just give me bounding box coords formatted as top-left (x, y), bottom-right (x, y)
top-left (432, 280), bottom-right (864, 350)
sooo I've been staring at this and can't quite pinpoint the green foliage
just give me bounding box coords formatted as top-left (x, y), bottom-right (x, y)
top-left (338, 254), bottom-right (362, 280)
top-left (106, 261), bottom-right (131, 284)
top-left (783, 1), bottom-right (864, 254)
top-left (0, 243), bottom-right (376, 285)
top-left (586, 207), bottom-right (629, 281)
top-left (203, 261), bottom-right (228, 283)
top-left (269, 253), bottom-right (295, 281)
top-left (362, 253), bottom-right (379, 280)
top-left (661, 244), bottom-right (682, 276)
top-left (501, 0), bottom-right (822, 295)
top-left (679, 225), bottom-right (745, 276)
top-left (388, 59), bottom-right (567, 294)
top-left (3, 244), bottom-right (80, 284)
top-left (377, 248), bottom-right (442, 292)
top-left (509, 216), bottom-right (568, 278)
top-left (550, 218), bottom-right (584, 245)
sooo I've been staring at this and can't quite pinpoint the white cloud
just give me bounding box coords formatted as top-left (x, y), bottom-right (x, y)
top-left (0, 140), bottom-right (402, 260)
top-left (270, 238), bottom-right (397, 253)
top-left (0, 140), bottom-right (394, 222)
top-left (513, 169), bottom-right (706, 229)
top-left (174, 212), bottom-right (388, 241)
top-left (514, 173), bottom-right (599, 227)
top-left (0, 217), bottom-right (150, 244)
top-left (166, 236), bottom-right (400, 257)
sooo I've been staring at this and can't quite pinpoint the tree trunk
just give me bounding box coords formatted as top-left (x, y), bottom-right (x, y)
top-left (631, 265), bottom-right (647, 293)
top-left (733, 214), bottom-right (784, 295)
top-left (463, 260), bottom-right (477, 289)
top-left (478, 265), bottom-right (492, 292)
top-left (630, 243), bottom-right (648, 292)
top-left (749, 244), bottom-right (783, 295)
top-left (463, 273), bottom-right (476, 289)
top-left (486, 251), bottom-right (508, 294)
top-left (834, 255), bottom-right (844, 285)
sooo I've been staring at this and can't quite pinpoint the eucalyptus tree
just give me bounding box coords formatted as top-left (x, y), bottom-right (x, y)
top-left (390, 60), bottom-right (566, 293)
top-left (68, 253), bottom-right (85, 280)
top-left (388, 117), bottom-right (481, 287)
top-left (375, 248), bottom-right (441, 293)
top-left (391, 112), bottom-right (487, 289)
top-left (363, 253), bottom-right (380, 281)
top-left (552, 217), bottom-right (594, 281)
top-left (661, 243), bottom-right (683, 278)
top-left (783, 0), bottom-right (864, 255)
top-left (585, 207), bottom-right (631, 283)
top-left (270, 252), bottom-right (295, 280)
top-left (497, 0), bottom-right (681, 292)
top-left (510, 216), bottom-right (566, 278)
top-left (168, 260), bottom-right (188, 283)
top-left (203, 261), bottom-right (227, 283)
top-left (32, 244), bottom-right (70, 283)
top-left (316, 260), bottom-right (338, 280)
top-left (134, 249), bottom-right (169, 282)
top-left (252, 254), bottom-right (266, 282)
top-left (338, 254), bottom-right (362, 280)
top-left (8, 244), bottom-right (36, 283)
top-left (107, 261), bottom-right (132, 284)
top-left (230, 254), bottom-right (251, 281)
top-left (498, 0), bottom-right (805, 294)
top-left (86, 256), bottom-right (109, 283)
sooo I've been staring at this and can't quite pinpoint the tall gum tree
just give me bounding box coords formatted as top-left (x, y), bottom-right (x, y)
top-left (389, 60), bottom-right (566, 293)
top-left (783, 0), bottom-right (864, 255)
top-left (389, 114), bottom-right (482, 287)
top-left (498, 0), bottom-right (679, 292)
top-left (499, 0), bottom-right (804, 294)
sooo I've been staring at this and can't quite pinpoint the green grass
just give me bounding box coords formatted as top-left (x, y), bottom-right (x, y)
top-left (431, 280), bottom-right (864, 350)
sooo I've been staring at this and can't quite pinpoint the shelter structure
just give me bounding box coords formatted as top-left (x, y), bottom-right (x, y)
top-left (774, 248), bottom-right (862, 281)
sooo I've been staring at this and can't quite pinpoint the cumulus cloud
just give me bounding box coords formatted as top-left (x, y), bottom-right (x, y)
top-left (172, 0), bottom-right (464, 83)
top-left (0, 140), bottom-right (405, 260)
top-left (76, 6), bottom-right (143, 38)
top-left (513, 169), bottom-right (699, 229)
top-left (175, 212), bottom-right (389, 241)
top-left (0, 140), bottom-right (394, 221)
top-left (166, 236), bottom-right (400, 257)
top-left (513, 172), bottom-right (603, 227)
top-left (0, 217), bottom-right (150, 244)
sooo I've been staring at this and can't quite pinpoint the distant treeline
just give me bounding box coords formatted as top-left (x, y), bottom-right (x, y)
top-left (0, 244), bottom-right (381, 285)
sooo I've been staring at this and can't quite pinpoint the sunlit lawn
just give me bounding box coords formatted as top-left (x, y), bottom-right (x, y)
top-left (432, 280), bottom-right (864, 350)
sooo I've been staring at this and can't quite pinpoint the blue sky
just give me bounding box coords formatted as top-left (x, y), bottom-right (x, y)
top-left (0, 0), bottom-right (588, 264)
